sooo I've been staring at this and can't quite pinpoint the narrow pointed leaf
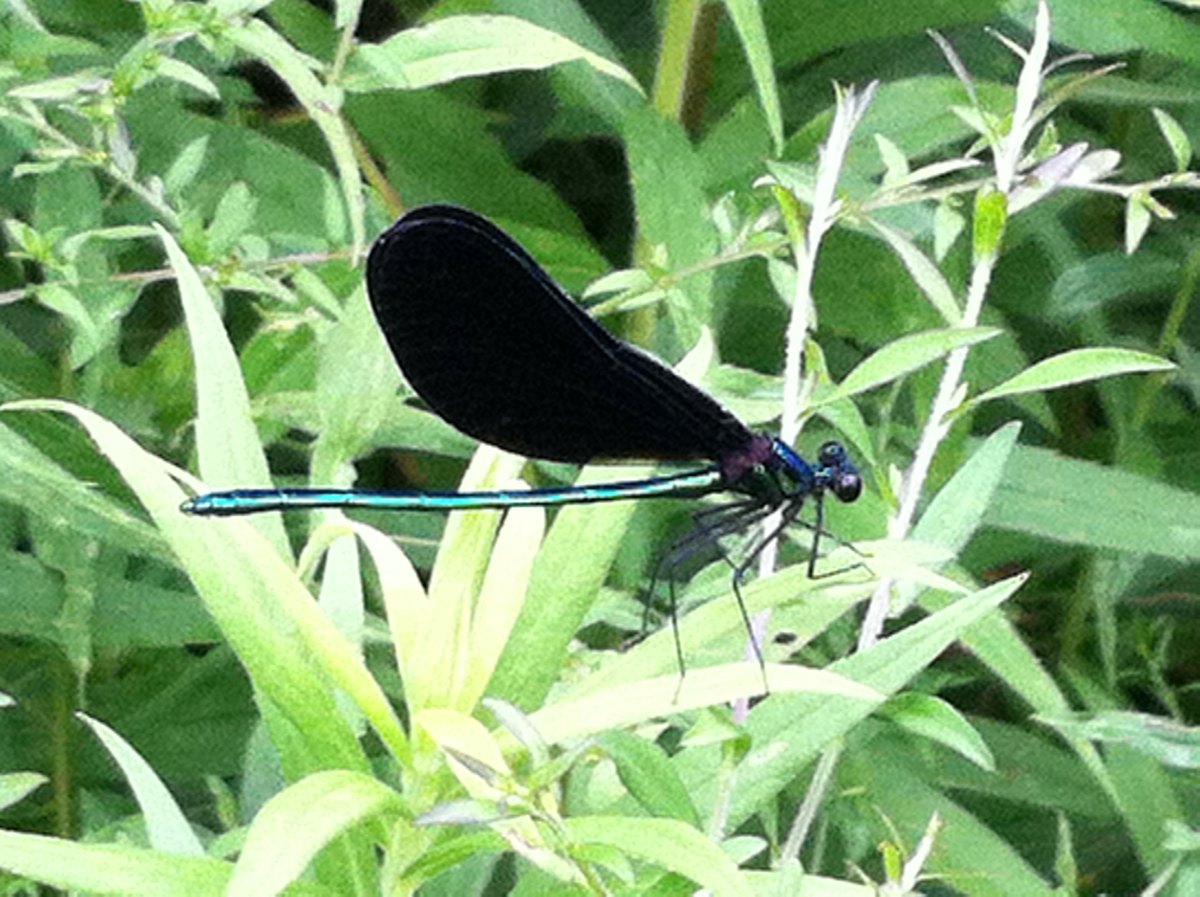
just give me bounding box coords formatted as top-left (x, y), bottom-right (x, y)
top-left (965, 348), bottom-right (1173, 408)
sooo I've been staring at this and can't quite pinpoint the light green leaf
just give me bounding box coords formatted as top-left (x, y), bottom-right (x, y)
top-left (827, 327), bottom-right (999, 401)
top-left (212, 0), bottom-right (273, 15)
top-left (530, 662), bottom-right (879, 746)
top-left (854, 538), bottom-right (965, 595)
top-left (1125, 191), bottom-right (1153, 255)
top-left (157, 57), bottom-right (219, 98)
top-left (347, 15), bottom-right (643, 96)
top-left (156, 223), bottom-right (289, 559)
top-left (972, 188), bottom-right (1007, 262)
top-left (7, 70), bottom-right (106, 100)
top-left (934, 198), bottom-right (966, 261)
top-left (1035, 711), bottom-right (1200, 770)
top-left (964, 347), bottom-right (1174, 409)
top-left (0, 772), bottom-right (46, 813)
top-left (335, 0), bottom-right (364, 30)
top-left (673, 574), bottom-right (1028, 831)
top-left (4, 400), bottom-right (409, 774)
top-left (417, 447), bottom-right (526, 711)
top-left (1053, 812), bottom-right (1079, 897)
top-left (914, 423), bottom-right (1020, 555)
top-left (311, 284), bottom-right (401, 476)
top-left (565, 816), bottom-right (753, 897)
top-left (1152, 107), bottom-right (1192, 171)
top-left (59, 225), bottom-right (157, 260)
top-left (596, 730), bottom-right (699, 827)
top-left (488, 462), bottom-right (650, 707)
top-left (36, 283), bottom-right (101, 367)
top-left (874, 133), bottom-right (910, 186)
top-left (224, 18), bottom-right (361, 253)
top-left (879, 692), bottom-right (995, 771)
top-left (78, 713), bottom-right (205, 856)
top-left (206, 181), bottom-right (256, 257)
top-left (721, 0), bottom-right (783, 154)
top-left (987, 443), bottom-right (1200, 562)
top-left (459, 504), bottom-right (544, 713)
top-left (228, 771), bottom-right (404, 897)
top-left (562, 564), bottom-right (873, 699)
top-left (624, 105), bottom-right (716, 344)
top-left (869, 220), bottom-right (961, 324)
top-left (0, 829), bottom-right (232, 896)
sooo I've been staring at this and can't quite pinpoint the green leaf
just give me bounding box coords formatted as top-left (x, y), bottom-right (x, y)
top-left (7, 70), bottom-right (107, 100)
top-left (565, 816), bottom-right (753, 897)
top-left (668, 574), bottom-right (1027, 831)
top-left (913, 423), bottom-right (1020, 555)
top-left (562, 564), bottom-right (874, 699)
top-left (459, 504), bottom-right (545, 712)
top-left (1152, 106), bottom-right (1192, 171)
top-left (224, 18), bottom-right (362, 253)
top-left (986, 443), bottom-right (1200, 561)
top-left (1125, 190), bottom-right (1153, 255)
top-left (0, 418), bottom-right (170, 562)
top-left (972, 188), bottom-right (1007, 261)
top-left (934, 197), bottom-right (966, 261)
top-left (841, 737), bottom-right (1056, 897)
top-left (35, 283), bottom-right (102, 368)
top-left (1048, 251), bottom-right (1178, 318)
top-left (1035, 711), bottom-right (1200, 770)
top-left (827, 327), bottom-right (999, 401)
top-left (488, 464), bottom-right (649, 709)
top-left (0, 830), bottom-right (234, 896)
top-left (878, 692), bottom-right (996, 771)
top-left (414, 448), bottom-right (525, 711)
top-left (346, 15), bottom-right (643, 96)
top-left (869, 220), bottom-right (961, 324)
top-left (156, 223), bottom-right (290, 560)
top-left (0, 772), bottom-right (47, 813)
top-left (874, 133), bottom-right (910, 186)
top-left (720, 0), bottom-right (783, 154)
top-left (205, 181), bottom-right (256, 257)
top-left (395, 830), bottom-right (508, 889)
top-left (78, 713), bottom-right (206, 856)
top-left (624, 106), bottom-right (716, 345)
top-left (964, 347), bottom-right (1174, 409)
top-left (311, 285), bottom-right (401, 476)
top-left (156, 57), bottom-right (219, 99)
top-left (228, 771), bottom-right (405, 897)
top-left (596, 730), bottom-right (700, 826)
top-left (4, 401), bottom-right (409, 775)
top-left (531, 662), bottom-right (879, 746)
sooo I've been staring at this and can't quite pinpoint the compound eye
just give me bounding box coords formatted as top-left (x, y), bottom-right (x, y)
top-left (833, 471), bottom-right (862, 503)
top-left (818, 440), bottom-right (846, 467)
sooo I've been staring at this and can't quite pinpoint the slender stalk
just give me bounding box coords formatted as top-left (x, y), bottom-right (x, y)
top-left (780, 739), bottom-right (842, 862)
top-left (858, 251), bottom-right (997, 650)
top-left (650, 0), bottom-right (703, 123)
top-left (0, 249), bottom-right (354, 306)
top-left (13, 105), bottom-right (181, 228)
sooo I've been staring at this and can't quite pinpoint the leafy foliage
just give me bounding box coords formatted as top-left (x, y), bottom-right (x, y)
top-left (0, 1), bottom-right (1198, 895)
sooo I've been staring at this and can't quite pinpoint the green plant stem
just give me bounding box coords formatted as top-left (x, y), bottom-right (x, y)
top-left (858, 249), bottom-right (997, 651)
top-left (52, 658), bottom-right (73, 839)
top-left (780, 740), bottom-right (842, 863)
top-left (0, 249), bottom-right (354, 306)
top-left (329, 5), bottom-right (361, 84)
top-left (627, 0), bottom-right (714, 349)
top-left (1132, 242), bottom-right (1200, 430)
top-left (651, 0), bottom-right (704, 123)
top-left (8, 105), bottom-right (182, 229)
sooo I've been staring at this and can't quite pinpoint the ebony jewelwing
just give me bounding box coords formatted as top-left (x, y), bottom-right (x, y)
top-left (183, 204), bottom-right (863, 675)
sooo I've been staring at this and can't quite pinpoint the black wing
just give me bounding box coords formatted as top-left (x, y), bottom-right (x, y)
top-left (366, 205), bottom-right (754, 464)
